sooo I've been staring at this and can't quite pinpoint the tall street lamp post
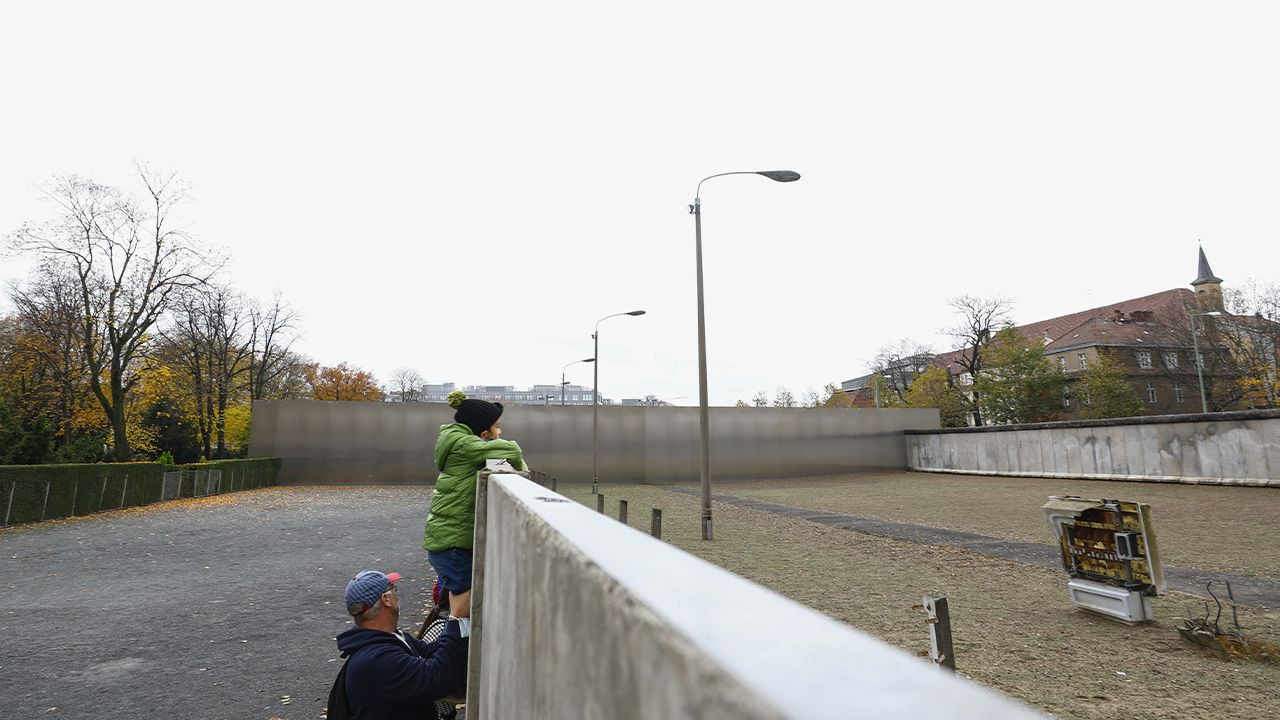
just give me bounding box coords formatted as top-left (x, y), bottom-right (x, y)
top-left (690, 170), bottom-right (800, 541)
top-left (593, 310), bottom-right (646, 495)
top-left (1189, 309), bottom-right (1222, 414)
top-left (561, 357), bottom-right (595, 405)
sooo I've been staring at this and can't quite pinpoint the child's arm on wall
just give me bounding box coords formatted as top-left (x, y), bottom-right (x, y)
top-left (455, 435), bottom-right (526, 470)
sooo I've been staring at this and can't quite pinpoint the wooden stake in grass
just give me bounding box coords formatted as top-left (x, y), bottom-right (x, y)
top-left (921, 595), bottom-right (956, 672)
top-left (651, 508), bottom-right (662, 539)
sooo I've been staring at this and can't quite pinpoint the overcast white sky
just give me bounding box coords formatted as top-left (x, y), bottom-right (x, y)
top-left (3, 2), bottom-right (1280, 405)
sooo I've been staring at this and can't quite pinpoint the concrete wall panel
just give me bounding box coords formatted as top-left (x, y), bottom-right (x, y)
top-left (904, 412), bottom-right (1280, 486)
top-left (471, 473), bottom-right (1042, 720)
top-left (250, 401), bottom-right (941, 485)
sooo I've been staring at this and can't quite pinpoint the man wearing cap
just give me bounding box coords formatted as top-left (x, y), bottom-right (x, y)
top-left (334, 570), bottom-right (467, 719)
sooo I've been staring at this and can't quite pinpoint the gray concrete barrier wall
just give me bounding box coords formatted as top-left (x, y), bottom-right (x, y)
top-left (468, 472), bottom-right (1042, 719)
top-left (906, 409), bottom-right (1280, 487)
top-left (248, 400), bottom-right (940, 485)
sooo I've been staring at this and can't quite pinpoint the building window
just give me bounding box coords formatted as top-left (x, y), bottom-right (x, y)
top-left (1174, 383), bottom-right (1185, 402)
top-left (1146, 383), bottom-right (1157, 403)
top-left (1163, 351), bottom-right (1178, 369)
top-left (1058, 356), bottom-right (1066, 372)
top-left (1136, 351), bottom-right (1152, 369)
top-left (1078, 353), bottom-right (1088, 371)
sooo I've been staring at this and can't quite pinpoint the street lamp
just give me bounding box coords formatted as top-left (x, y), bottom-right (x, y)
top-left (593, 310), bottom-right (646, 494)
top-left (561, 357), bottom-right (595, 405)
top-left (1189, 309), bottom-right (1222, 414)
top-left (690, 170), bottom-right (800, 541)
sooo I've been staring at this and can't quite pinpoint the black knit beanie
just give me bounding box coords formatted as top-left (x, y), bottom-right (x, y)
top-left (448, 391), bottom-right (503, 436)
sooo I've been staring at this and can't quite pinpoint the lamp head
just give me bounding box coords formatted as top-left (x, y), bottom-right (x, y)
top-left (627, 310), bottom-right (646, 316)
top-left (756, 170), bottom-right (801, 183)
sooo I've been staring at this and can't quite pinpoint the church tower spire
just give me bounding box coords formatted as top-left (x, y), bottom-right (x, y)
top-left (1191, 243), bottom-right (1224, 311)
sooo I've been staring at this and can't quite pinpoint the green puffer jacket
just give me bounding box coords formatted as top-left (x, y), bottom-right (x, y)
top-left (423, 422), bottom-right (527, 552)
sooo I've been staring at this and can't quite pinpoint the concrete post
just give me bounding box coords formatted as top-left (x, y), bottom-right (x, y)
top-left (618, 499), bottom-right (628, 524)
top-left (551, 476), bottom-right (558, 492)
top-left (596, 493), bottom-right (605, 513)
top-left (651, 508), bottom-right (662, 539)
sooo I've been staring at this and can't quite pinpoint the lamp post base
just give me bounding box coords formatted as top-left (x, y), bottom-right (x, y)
top-left (591, 479), bottom-right (598, 495)
top-left (701, 510), bottom-right (713, 541)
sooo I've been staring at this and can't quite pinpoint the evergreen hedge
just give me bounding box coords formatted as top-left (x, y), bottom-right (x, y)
top-left (0, 457), bottom-right (282, 527)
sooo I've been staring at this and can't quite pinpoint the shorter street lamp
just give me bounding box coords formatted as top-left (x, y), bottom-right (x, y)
top-left (561, 357), bottom-right (595, 405)
top-left (593, 310), bottom-right (646, 494)
top-left (1189, 309), bottom-right (1222, 414)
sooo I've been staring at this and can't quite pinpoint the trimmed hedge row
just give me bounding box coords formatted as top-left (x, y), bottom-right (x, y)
top-left (0, 457), bottom-right (282, 527)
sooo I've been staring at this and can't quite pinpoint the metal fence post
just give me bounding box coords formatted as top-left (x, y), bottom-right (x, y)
top-left (69, 479), bottom-right (79, 517)
top-left (120, 474), bottom-right (128, 508)
top-left (98, 476), bottom-right (108, 512)
top-left (4, 482), bottom-right (14, 527)
top-left (651, 508), bottom-right (662, 539)
top-left (618, 499), bottom-right (628, 524)
top-left (40, 480), bottom-right (51, 522)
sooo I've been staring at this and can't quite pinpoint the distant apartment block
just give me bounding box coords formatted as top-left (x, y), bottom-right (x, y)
top-left (387, 382), bottom-right (664, 406)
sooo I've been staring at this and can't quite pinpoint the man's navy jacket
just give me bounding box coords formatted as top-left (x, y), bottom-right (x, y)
top-left (335, 620), bottom-right (466, 720)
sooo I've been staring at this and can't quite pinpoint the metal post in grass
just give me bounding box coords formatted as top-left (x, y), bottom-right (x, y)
top-left (596, 493), bottom-right (605, 513)
top-left (99, 476), bottom-right (108, 511)
top-left (69, 480), bottom-right (79, 517)
top-left (40, 480), bottom-right (51, 522)
top-left (618, 499), bottom-right (628, 524)
top-left (922, 595), bottom-right (956, 672)
top-left (651, 508), bottom-right (662, 539)
top-left (120, 474), bottom-right (128, 508)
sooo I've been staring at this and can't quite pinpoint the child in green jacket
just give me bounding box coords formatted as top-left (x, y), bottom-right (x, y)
top-left (423, 391), bottom-right (526, 617)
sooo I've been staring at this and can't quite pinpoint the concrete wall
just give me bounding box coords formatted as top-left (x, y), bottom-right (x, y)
top-left (907, 409), bottom-right (1280, 487)
top-left (248, 400), bottom-right (940, 485)
top-left (469, 472), bottom-right (1042, 720)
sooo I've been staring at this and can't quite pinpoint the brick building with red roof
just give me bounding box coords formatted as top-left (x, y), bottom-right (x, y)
top-left (931, 247), bottom-right (1246, 421)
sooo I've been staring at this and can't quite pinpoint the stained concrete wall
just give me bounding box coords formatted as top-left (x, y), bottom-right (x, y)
top-left (248, 400), bottom-right (940, 485)
top-left (906, 409), bottom-right (1280, 486)
top-left (468, 472), bottom-right (1043, 720)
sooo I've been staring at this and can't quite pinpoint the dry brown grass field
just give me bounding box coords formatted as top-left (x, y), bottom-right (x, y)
top-left (561, 473), bottom-right (1280, 720)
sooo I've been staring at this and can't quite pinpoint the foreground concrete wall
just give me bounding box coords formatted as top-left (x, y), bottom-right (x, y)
top-left (907, 409), bottom-right (1280, 486)
top-left (248, 400), bottom-right (939, 485)
top-left (469, 473), bottom-right (1042, 719)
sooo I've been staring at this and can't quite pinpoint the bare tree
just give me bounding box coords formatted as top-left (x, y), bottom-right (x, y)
top-left (945, 296), bottom-right (1013, 426)
top-left (248, 292), bottom-right (301, 401)
top-left (164, 285), bottom-right (255, 458)
top-left (773, 386), bottom-right (796, 408)
top-left (802, 387), bottom-right (821, 407)
top-left (751, 390), bottom-right (769, 407)
top-left (389, 367), bottom-right (424, 402)
top-left (869, 338), bottom-right (936, 405)
top-left (7, 261), bottom-right (92, 449)
top-left (9, 167), bottom-right (217, 460)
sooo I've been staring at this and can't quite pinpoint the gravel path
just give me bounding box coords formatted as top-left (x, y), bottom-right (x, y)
top-left (0, 487), bottom-right (439, 720)
top-left (667, 487), bottom-right (1280, 607)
